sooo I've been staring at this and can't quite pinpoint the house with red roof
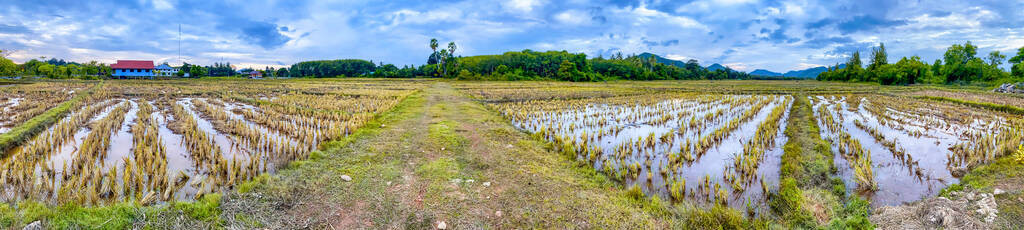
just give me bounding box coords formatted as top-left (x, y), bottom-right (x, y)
top-left (111, 60), bottom-right (155, 79)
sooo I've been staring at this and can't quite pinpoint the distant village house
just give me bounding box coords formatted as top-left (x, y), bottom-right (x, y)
top-left (154, 63), bottom-right (174, 77)
top-left (111, 60), bottom-right (154, 79)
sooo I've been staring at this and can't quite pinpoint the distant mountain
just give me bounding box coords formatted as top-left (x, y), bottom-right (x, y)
top-left (635, 52), bottom-right (844, 79)
top-left (750, 64), bottom-right (847, 78)
top-left (782, 67), bottom-right (826, 78)
top-left (637, 52), bottom-right (690, 69)
top-left (706, 63), bottom-right (727, 71)
top-left (750, 69), bottom-right (783, 76)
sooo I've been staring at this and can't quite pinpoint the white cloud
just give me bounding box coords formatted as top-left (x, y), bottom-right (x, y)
top-left (504, 0), bottom-right (543, 13)
top-left (554, 10), bottom-right (588, 25)
top-left (152, 0), bottom-right (174, 11)
top-left (625, 4), bottom-right (708, 31)
top-left (664, 54), bottom-right (693, 61)
top-left (723, 62), bottom-right (751, 71)
top-left (794, 63), bottom-right (824, 70)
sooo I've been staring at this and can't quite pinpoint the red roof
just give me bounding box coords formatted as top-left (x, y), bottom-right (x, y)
top-left (110, 60), bottom-right (154, 69)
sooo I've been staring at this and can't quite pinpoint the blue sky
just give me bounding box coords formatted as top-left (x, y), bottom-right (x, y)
top-left (1, 0), bottom-right (1022, 72)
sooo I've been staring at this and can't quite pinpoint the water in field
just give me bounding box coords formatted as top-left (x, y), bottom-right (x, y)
top-left (501, 94), bottom-right (792, 210)
top-left (810, 95), bottom-right (1010, 207)
top-left (0, 98), bottom-right (24, 133)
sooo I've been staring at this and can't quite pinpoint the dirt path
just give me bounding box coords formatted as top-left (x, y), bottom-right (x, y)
top-left (219, 82), bottom-right (670, 229)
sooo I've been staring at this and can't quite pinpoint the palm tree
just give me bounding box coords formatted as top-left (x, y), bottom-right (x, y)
top-left (446, 42), bottom-right (457, 77)
top-left (430, 38), bottom-right (439, 68)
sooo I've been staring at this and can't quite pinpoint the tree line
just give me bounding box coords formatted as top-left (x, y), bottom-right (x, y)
top-left (818, 42), bottom-right (1024, 85)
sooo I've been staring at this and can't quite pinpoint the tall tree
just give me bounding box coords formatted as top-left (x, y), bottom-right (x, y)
top-left (429, 38), bottom-right (439, 66)
top-left (868, 43), bottom-right (887, 71)
top-left (0, 50), bottom-right (16, 76)
top-left (1009, 47), bottom-right (1024, 64)
top-left (1011, 47), bottom-right (1024, 77)
top-left (447, 42), bottom-right (457, 77)
top-left (987, 51), bottom-right (1006, 67)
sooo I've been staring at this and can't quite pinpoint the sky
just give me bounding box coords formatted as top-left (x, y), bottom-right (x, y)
top-left (1, 0), bottom-right (1022, 72)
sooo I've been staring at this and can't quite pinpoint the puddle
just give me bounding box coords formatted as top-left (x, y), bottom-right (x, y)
top-left (0, 98), bottom-right (25, 133)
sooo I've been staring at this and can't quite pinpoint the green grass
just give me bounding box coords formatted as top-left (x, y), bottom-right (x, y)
top-left (915, 95), bottom-right (1024, 115)
top-left (942, 156), bottom-right (1024, 195)
top-left (428, 120), bottom-right (463, 149)
top-left (773, 95), bottom-right (872, 229)
top-left (0, 193), bottom-right (222, 229)
top-left (416, 157), bottom-right (461, 181)
top-left (0, 82), bottom-right (100, 154)
top-left (168, 194), bottom-right (222, 222)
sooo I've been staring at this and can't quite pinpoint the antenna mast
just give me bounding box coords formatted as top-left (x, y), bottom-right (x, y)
top-left (178, 24), bottom-right (182, 65)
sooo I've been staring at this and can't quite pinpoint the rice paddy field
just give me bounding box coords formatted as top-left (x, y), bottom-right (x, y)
top-left (458, 80), bottom-right (1024, 227)
top-left (0, 79), bottom-right (424, 206)
top-left (0, 79), bottom-right (1021, 228)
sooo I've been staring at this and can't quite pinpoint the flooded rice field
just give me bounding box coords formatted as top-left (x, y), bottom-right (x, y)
top-left (810, 95), bottom-right (1022, 207)
top-left (469, 81), bottom-right (1023, 211)
top-left (0, 80), bottom-right (422, 205)
top-left (492, 93), bottom-right (793, 210)
top-left (0, 82), bottom-right (85, 134)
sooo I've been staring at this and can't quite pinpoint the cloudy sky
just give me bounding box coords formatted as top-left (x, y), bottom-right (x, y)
top-left (1, 0), bottom-right (1022, 72)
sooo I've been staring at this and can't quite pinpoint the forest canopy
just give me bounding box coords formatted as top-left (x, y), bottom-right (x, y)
top-left (818, 42), bottom-right (1024, 85)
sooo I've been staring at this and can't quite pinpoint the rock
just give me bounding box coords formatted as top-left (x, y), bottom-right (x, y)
top-left (23, 221), bottom-right (42, 230)
top-left (495, 210), bottom-right (503, 217)
top-left (341, 175), bottom-right (352, 182)
top-left (483, 182), bottom-right (491, 187)
top-left (993, 189), bottom-right (1005, 195)
top-left (993, 82), bottom-right (1024, 94)
top-left (386, 181), bottom-right (392, 186)
top-left (435, 221), bottom-right (447, 229)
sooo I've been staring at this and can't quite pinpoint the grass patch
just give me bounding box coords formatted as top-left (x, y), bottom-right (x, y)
top-left (169, 194), bottom-right (222, 222)
top-left (428, 120), bottom-right (463, 149)
top-left (945, 155), bottom-right (1024, 194)
top-left (416, 157), bottom-right (461, 181)
top-left (679, 205), bottom-right (766, 229)
top-left (237, 174), bottom-right (271, 193)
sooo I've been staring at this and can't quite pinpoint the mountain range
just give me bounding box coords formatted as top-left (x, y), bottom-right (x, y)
top-left (636, 52), bottom-right (845, 78)
top-left (748, 64), bottom-right (847, 78)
